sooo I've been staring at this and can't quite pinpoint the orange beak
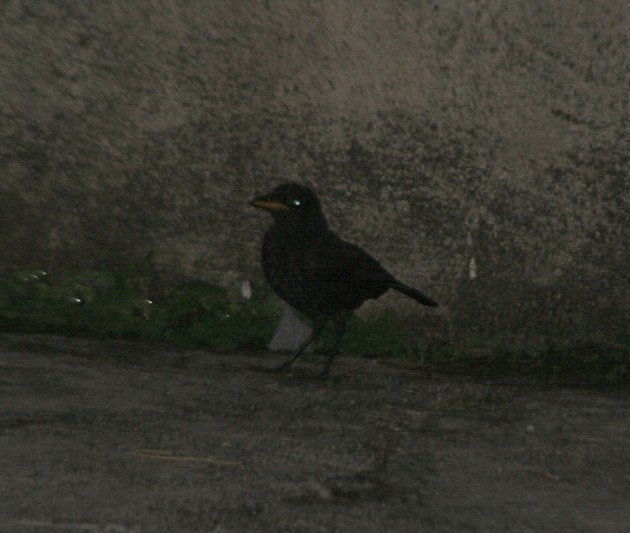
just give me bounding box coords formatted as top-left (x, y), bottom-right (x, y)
top-left (250, 197), bottom-right (290, 211)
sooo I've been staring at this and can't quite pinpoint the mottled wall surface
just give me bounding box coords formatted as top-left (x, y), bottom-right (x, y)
top-left (1, 1), bottom-right (627, 343)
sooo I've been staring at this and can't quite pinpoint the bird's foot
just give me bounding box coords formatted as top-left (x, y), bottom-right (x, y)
top-left (268, 361), bottom-right (292, 373)
top-left (250, 361), bottom-right (292, 374)
top-left (316, 367), bottom-right (331, 380)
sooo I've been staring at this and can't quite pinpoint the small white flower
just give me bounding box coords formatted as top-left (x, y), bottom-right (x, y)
top-left (469, 257), bottom-right (477, 279)
top-left (241, 280), bottom-right (252, 299)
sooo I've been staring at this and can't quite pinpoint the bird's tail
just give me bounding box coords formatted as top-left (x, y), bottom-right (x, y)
top-left (390, 280), bottom-right (439, 307)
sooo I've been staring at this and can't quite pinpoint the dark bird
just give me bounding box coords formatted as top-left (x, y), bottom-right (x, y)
top-left (251, 183), bottom-right (438, 377)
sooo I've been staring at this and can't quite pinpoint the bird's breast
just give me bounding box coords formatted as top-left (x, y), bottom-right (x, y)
top-left (262, 229), bottom-right (305, 288)
top-left (260, 226), bottom-right (378, 317)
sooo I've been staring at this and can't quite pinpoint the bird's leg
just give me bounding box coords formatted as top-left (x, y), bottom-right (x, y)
top-left (318, 313), bottom-right (349, 378)
top-left (271, 319), bottom-right (325, 373)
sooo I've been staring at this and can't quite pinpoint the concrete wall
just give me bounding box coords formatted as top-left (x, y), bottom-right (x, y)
top-left (1, 0), bottom-right (627, 344)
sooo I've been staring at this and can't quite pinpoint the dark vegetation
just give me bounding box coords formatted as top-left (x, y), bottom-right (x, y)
top-left (0, 267), bottom-right (627, 388)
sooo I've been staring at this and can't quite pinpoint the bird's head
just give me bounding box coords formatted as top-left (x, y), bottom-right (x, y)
top-left (251, 183), bottom-right (326, 227)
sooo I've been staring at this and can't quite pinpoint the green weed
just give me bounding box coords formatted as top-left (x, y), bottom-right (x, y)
top-left (0, 268), bottom-right (627, 387)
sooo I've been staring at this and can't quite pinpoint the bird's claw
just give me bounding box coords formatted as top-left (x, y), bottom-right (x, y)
top-left (317, 369), bottom-right (331, 380)
top-left (268, 362), bottom-right (291, 373)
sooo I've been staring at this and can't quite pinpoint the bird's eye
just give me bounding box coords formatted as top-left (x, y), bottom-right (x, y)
top-left (292, 199), bottom-right (301, 206)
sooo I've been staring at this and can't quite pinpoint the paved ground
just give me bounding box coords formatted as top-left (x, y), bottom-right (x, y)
top-left (1, 334), bottom-right (629, 532)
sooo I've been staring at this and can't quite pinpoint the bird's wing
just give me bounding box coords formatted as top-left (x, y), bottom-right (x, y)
top-left (300, 231), bottom-right (438, 309)
top-left (306, 234), bottom-right (394, 307)
top-left (307, 235), bottom-right (386, 277)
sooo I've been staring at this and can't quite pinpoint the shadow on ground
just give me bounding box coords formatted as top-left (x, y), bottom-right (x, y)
top-left (1, 335), bottom-right (629, 531)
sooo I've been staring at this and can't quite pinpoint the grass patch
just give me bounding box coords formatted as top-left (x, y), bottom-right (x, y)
top-left (396, 336), bottom-right (630, 388)
top-left (0, 267), bottom-right (282, 351)
top-left (0, 268), bottom-right (627, 387)
top-left (314, 310), bottom-right (412, 358)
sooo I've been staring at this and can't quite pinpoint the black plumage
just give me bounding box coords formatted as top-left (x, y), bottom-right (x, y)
top-left (252, 183), bottom-right (438, 377)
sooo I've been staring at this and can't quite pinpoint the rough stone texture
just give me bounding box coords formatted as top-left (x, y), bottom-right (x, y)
top-left (1, 336), bottom-right (630, 531)
top-left (1, 1), bottom-right (628, 344)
